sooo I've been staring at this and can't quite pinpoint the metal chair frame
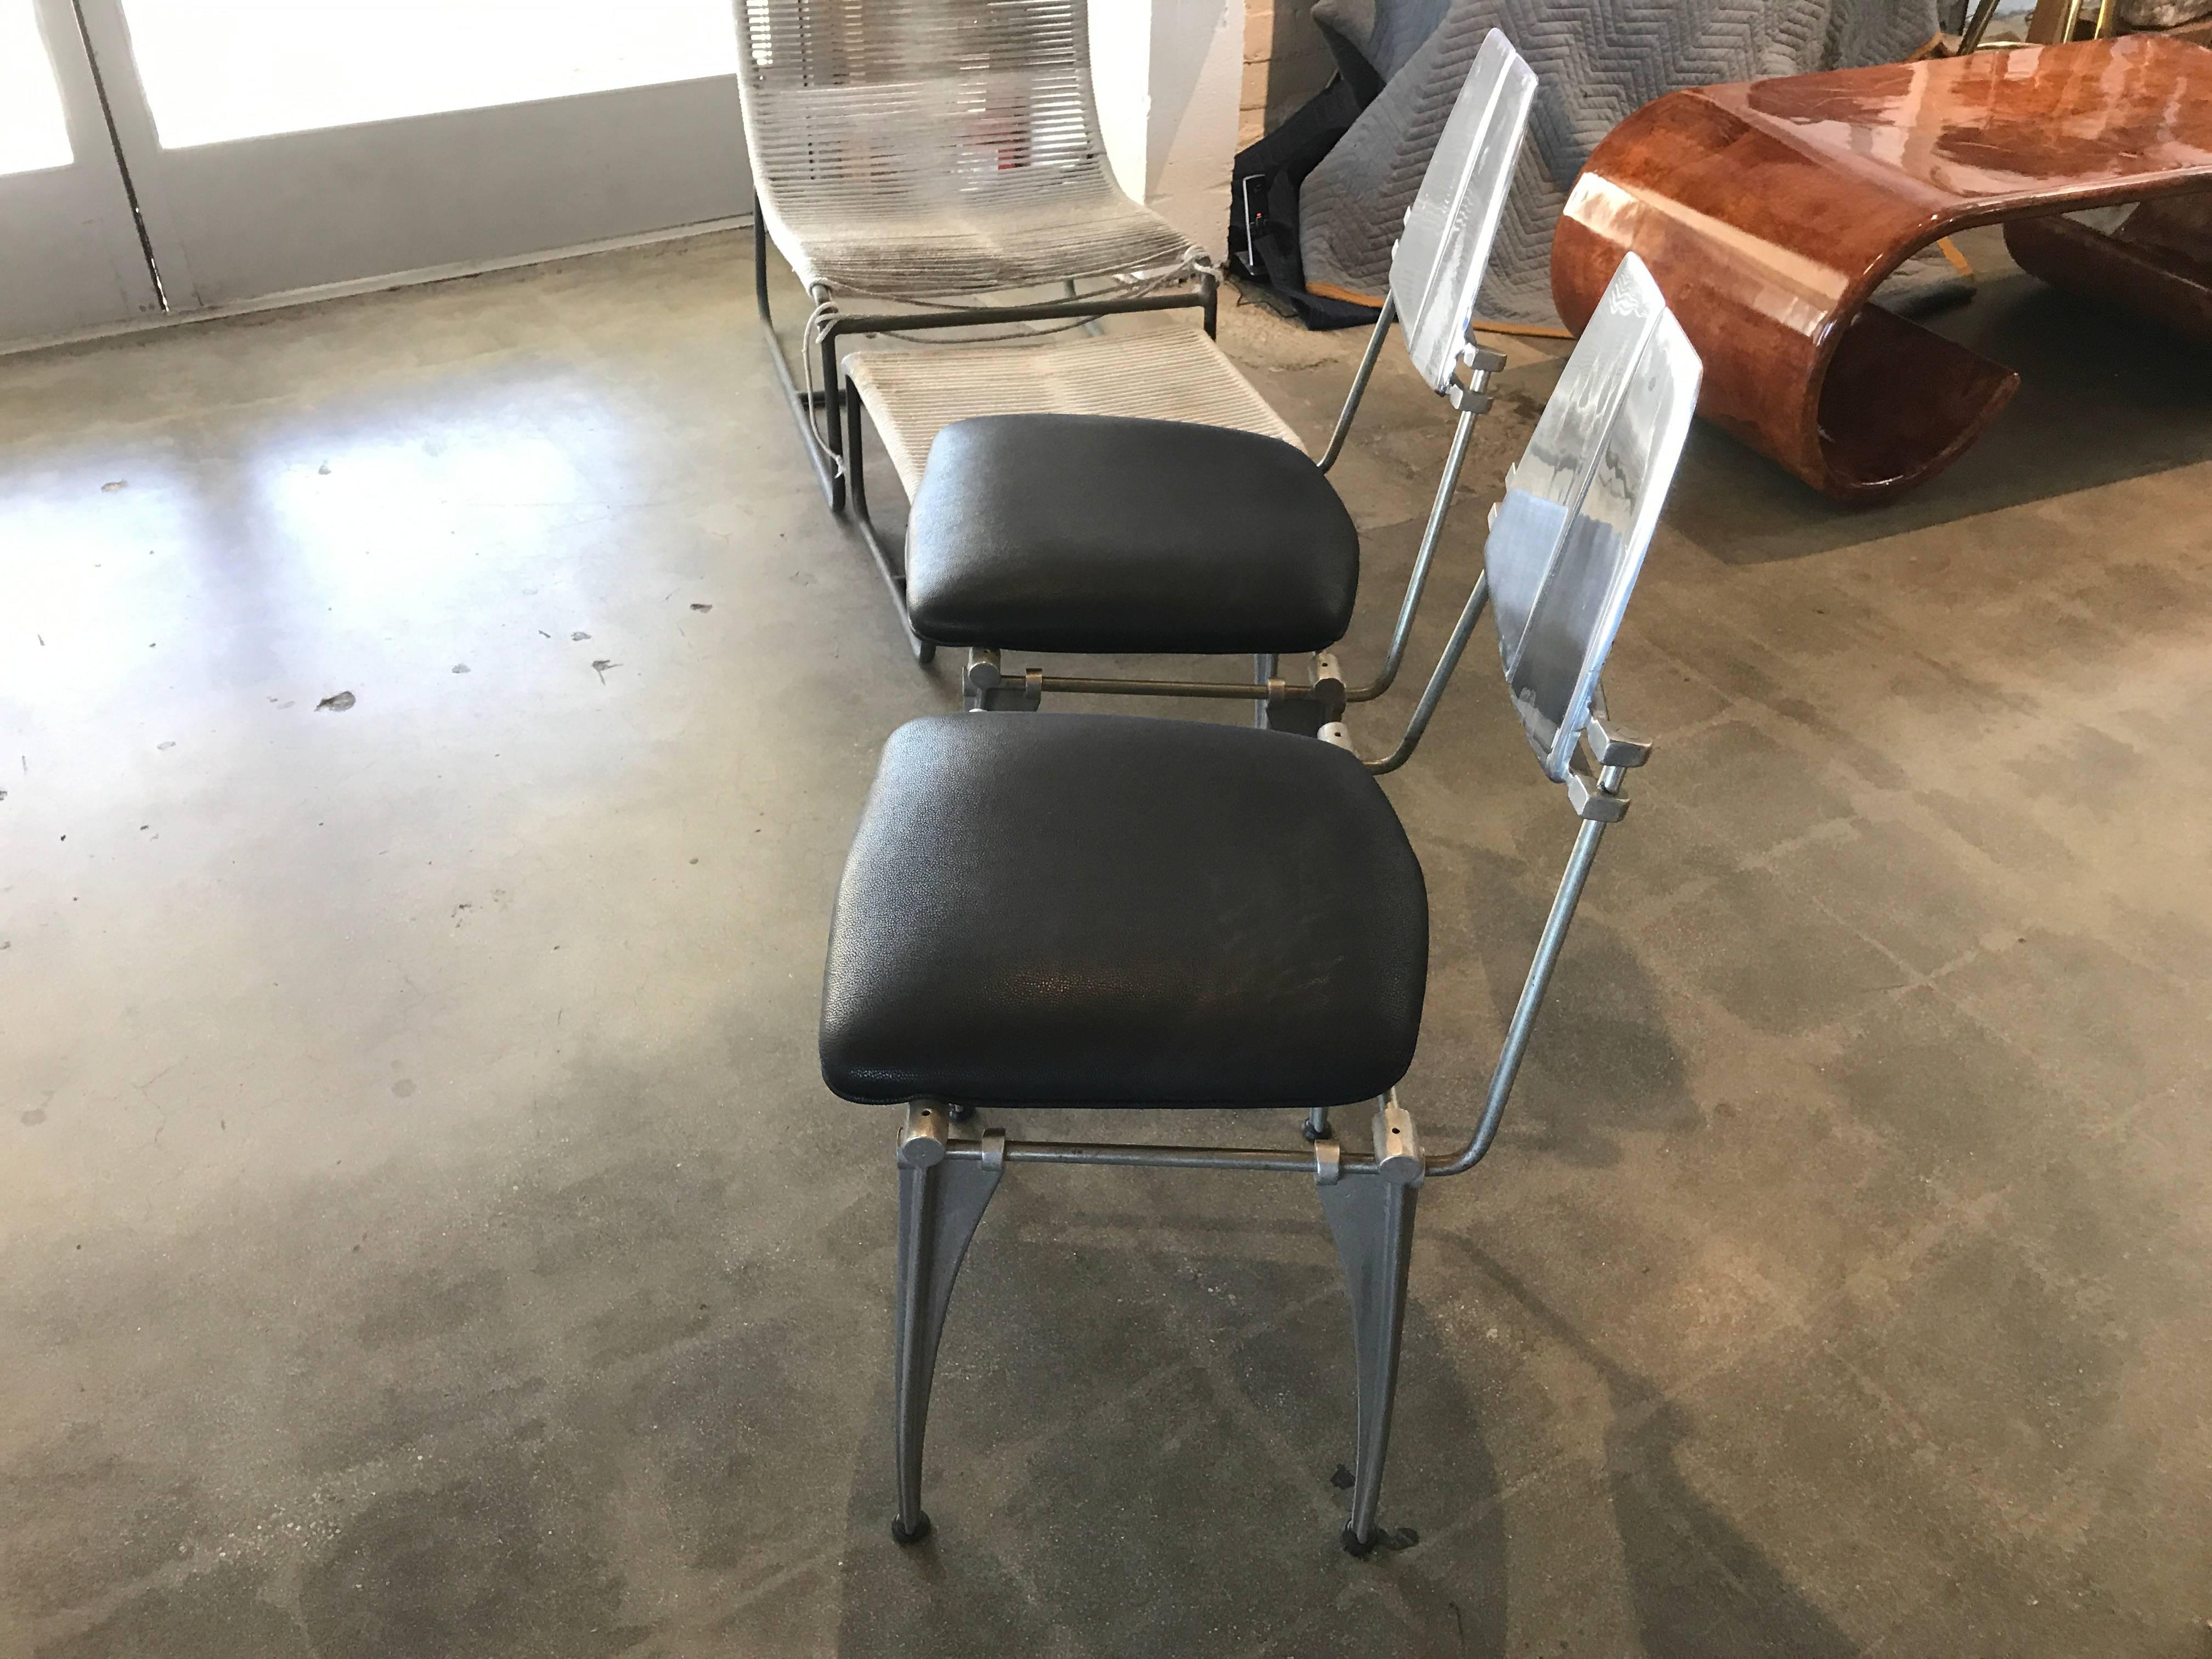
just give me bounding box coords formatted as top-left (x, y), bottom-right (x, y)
top-left (838, 30), bottom-right (1537, 771)
top-left (874, 254), bottom-right (1701, 1552)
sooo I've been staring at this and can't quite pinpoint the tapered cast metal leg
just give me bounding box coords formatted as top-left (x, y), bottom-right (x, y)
top-left (892, 1102), bottom-right (1003, 1543)
top-left (1316, 1098), bottom-right (1424, 1554)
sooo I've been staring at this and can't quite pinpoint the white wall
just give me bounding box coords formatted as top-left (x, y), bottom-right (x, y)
top-left (1090, 0), bottom-right (1240, 262)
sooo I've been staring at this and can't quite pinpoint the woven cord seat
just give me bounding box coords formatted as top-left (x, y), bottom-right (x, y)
top-left (736, 1), bottom-right (1201, 300)
top-left (843, 326), bottom-right (1302, 498)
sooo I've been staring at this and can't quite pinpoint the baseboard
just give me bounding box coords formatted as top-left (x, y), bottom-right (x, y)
top-left (1, 213), bottom-right (754, 360)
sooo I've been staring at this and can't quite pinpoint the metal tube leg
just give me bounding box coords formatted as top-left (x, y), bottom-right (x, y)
top-left (752, 204), bottom-right (842, 509)
top-left (843, 379), bottom-right (935, 665)
top-left (1316, 1099), bottom-right (1425, 1555)
top-left (752, 201), bottom-right (772, 317)
top-left (819, 326), bottom-right (846, 512)
top-left (891, 1103), bottom-right (1004, 1543)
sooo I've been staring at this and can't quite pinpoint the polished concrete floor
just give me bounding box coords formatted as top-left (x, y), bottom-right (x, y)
top-left (2, 227), bottom-right (2208, 1658)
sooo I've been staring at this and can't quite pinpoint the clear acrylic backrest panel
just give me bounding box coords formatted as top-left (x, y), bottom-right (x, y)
top-left (1389, 30), bottom-right (1537, 395)
top-left (1486, 253), bottom-right (1702, 782)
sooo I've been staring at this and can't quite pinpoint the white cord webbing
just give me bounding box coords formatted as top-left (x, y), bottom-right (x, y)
top-left (736, 0), bottom-right (1202, 298)
top-left (845, 327), bottom-right (1305, 497)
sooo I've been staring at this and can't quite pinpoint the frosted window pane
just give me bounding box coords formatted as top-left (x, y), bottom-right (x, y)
top-left (121, 2), bottom-right (740, 149)
top-left (0, 1), bottom-right (75, 176)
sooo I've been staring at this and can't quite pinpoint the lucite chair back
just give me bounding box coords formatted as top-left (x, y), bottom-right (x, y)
top-left (1289, 30), bottom-right (1547, 766)
top-left (1314, 26), bottom-right (1534, 473)
top-left (1391, 29), bottom-right (1539, 398)
top-left (1487, 250), bottom-right (1702, 783)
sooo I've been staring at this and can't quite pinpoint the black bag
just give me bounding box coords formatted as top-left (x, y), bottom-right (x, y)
top-left (1226, 79), bottom-right (1380, 330)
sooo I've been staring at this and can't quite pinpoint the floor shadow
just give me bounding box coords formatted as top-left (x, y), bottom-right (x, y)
top-left (829, 1208), bottom-right (1507, 1657)
top-left (1439, 845), bottom-right (1702, 1170)
top-left (1457, 1242), bottom-right (1860, 1659)
top-left (1663, 272), bottom-right (2212, 568)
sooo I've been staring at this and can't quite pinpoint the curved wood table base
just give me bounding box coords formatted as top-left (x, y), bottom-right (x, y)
top-left (2005, 197), bottom-right (2212, 345)
top-left (1553, 37), bottom-right (2212, 504)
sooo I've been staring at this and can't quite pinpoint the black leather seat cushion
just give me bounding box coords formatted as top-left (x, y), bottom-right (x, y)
top-left (904, 415), bottom-right (1361, 654)
top-left (820, 713), bottom-right (1427, 1108)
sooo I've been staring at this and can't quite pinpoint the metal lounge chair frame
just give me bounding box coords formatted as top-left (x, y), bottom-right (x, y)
top-left (839, 30), bottom-right (1538, 771)
top-left (735, 0), bottom-right (1220, 511)
top-left (882, 253), bottom-right (1703, 1552)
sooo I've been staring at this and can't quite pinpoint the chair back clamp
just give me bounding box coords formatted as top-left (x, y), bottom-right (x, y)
top-left (964, 650), bottom-right (1043, 713)
top-left (1313, 1096), bottom-right (1425, 1187)
top-left (1565, 696), bottom-right (1652, 821)
top-left (1448, 342), bottom-right (1509, 414)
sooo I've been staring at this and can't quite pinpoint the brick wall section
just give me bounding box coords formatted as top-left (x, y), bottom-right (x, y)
top-left (1241, 0), bottom-right (1337, 146)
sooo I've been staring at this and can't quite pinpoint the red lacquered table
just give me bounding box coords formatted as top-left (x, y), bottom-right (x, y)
top-left (1551, 37), bottom-right (2212, 503)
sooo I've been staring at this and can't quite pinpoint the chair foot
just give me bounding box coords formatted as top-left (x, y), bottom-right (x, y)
top-left (1316, 1098), bottom-right (1424, 1550)
top-left (893, 1104), bottom-right (1005, 1544)
top-left (891, 1511), bottom-right (933, 1545)
top-left (1340, 1520), bottom-right (1421, 1556)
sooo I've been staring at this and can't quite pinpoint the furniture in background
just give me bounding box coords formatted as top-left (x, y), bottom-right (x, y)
top-left (732, 0), bottom-right (1217, 509)
top-left (2028, 0), bottom-right (2120, 38)
top-left (1293, 0), bottom-right (1946, 330)
top-left (1960, 0), bottom-right (2212, 49)
top-left (1960, 0), bottom-right (2121, 47)
top-left (819, 253), bottom-right (1702, 1554)
top-left (1551, 36), bottom-right (2212, 502)
top-left (853, 30), bottom-right (1535, 770)
top-left (2005, 194), bottom-right (2212, 344)
top-left (2115, 0), bottom-right (2212, 30)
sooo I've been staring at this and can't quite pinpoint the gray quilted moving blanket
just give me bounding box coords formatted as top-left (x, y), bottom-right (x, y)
top-left (1301, 0), bottom-right (1946, 327)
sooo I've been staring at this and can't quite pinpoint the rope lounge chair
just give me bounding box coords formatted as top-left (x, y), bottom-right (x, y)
top-left (733, 0), bottom-right (1218, 508)
top-left (819, 251), bottom-right (1703, 1552)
